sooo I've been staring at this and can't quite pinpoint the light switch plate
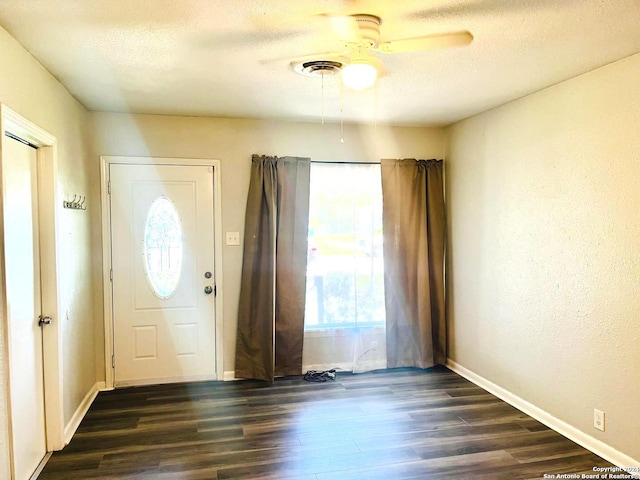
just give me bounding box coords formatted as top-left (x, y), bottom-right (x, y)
top-left (225, 231), bottom-right (240, 246)
top-left (594, 409), bottom-right (605, 431)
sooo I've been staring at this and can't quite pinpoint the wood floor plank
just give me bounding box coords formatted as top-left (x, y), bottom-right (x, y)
top-left (354, 421), bottom-right (533, 452)
top-left (314, 450), bottom-right (521, 480)
top-left (215, 445), bottom-right (421, 479)
top-left (507, 439), bottom-right (590, 463)
top-left (38, 367), bottom-right (617, 479)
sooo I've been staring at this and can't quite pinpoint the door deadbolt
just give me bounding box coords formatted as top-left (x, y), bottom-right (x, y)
top-left (204, 271), bottom-right (212, 279)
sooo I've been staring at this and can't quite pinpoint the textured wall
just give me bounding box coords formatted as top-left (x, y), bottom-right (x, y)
top-left (446, 53), bottom-right (640, 462)
top-left (0, 26), bottom-right (96, 475)
top-left (90, 113), bottom-right (446, 376)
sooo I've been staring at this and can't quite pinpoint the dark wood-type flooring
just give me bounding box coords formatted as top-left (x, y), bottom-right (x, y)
top-left (39, 367), bottom-right (616, 479)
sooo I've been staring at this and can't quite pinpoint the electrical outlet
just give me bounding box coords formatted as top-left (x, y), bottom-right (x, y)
top-left (594, 409), bottom-right (605, 431)
top-left (225, 232), bottom-right (240, 246)
top-left (370, 341), bottom-right (378, 350)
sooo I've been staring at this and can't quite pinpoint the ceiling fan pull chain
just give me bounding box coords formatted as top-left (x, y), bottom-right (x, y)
top-left (321, 73), bottom-right (325, 125)
top-left (374, 82), bottom-right (378, 136)
top-left (340, 80), bottom-right (344, 144)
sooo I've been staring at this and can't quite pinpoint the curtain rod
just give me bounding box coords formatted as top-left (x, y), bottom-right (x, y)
top-left (310, 160), bottom-right (381, 165)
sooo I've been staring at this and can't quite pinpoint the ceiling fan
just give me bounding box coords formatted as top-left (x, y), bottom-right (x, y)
top-left (289, 13), bottom-right (473, 91)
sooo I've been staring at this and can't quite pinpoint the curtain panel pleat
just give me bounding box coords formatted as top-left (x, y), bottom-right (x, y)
top-left (381, 158), bottom-right (446, 369)
top-left (234, 155), bottom-right (310, 382)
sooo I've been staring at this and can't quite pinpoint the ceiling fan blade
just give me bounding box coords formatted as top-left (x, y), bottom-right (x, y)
top-left (379, 31), bottom-right (473, 54)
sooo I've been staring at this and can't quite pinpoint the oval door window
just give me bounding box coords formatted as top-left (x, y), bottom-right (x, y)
top-left (143, 196), bottom-right (183, 298)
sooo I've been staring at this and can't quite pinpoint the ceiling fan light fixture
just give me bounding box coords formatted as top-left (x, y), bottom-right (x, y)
top-left (342, 60), bottom-right (377, 91)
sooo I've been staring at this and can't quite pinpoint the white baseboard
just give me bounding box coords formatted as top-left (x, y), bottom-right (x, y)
top-left (223, 371), bottom-right (238, 381)
top-left (64, 381), bottom-right (104, 445)
top-left (29, 452), bottom-right (52, 480)
top-left (446, 359), bottom-right (640, 475)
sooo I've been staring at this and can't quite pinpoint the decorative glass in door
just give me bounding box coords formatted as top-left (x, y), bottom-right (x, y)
top-left (143, 196), bottom-right (183, 298)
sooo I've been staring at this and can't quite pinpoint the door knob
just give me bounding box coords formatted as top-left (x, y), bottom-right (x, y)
top-left (204, 285), bottom-right (213, 295)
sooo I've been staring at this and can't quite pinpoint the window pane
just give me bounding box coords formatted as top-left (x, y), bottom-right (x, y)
top-left (143, 196), bottom-right (183, 298)
top-left (305, 163), bottom-right (384, 329)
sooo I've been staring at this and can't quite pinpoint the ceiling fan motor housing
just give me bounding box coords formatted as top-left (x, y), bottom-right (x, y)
top-left (353, 14), bottom-right (382, 47)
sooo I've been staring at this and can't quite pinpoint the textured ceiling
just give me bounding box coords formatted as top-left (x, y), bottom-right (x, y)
top-left (1, 0), bottom-right (639, 126)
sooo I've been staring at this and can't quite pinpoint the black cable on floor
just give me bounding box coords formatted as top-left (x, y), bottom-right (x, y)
top-left (303, 369), bottom-right (336, 382)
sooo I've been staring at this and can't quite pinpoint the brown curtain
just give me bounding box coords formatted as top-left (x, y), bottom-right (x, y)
top-left (235, 155), bottom-right (311, 382)
top-left (381, 158), bottom-right (446, 368)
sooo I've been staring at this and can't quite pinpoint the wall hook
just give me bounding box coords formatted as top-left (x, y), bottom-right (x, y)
top-left (63, 194), bottom-right (87, 210)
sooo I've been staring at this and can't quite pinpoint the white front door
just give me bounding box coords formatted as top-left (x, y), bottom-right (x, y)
top-left (110, 164), bottom-right (217, 386)
top-left (3, 136), bottom-right (47, 479)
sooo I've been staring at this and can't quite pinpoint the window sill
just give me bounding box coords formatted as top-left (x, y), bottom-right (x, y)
top-left (303, 325), bottom-right (385, 338)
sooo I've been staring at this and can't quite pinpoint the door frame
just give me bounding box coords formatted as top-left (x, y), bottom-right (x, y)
top-left (0, 105), bottom-right (65, 466)
top-left (100, 156), bottom-right (224, 389)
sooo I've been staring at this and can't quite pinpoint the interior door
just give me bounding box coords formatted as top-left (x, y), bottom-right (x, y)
top-left (2, 136), bottom-right (47, 479)
top-left (110, 164), bottom-right (217, 386)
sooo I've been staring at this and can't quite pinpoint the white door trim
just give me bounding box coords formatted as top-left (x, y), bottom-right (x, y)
top-left (100, 156), bottom-right (224, 390)
top-left (0, 104), bottom-right (65, 462)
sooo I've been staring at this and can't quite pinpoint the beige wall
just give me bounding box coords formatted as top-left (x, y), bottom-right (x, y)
top-left (90, 112), bottom-right (446, 375)
top-left (446, 53), bottom-right (640, 462)
top-left (0, 26), bottom-right (96, 475)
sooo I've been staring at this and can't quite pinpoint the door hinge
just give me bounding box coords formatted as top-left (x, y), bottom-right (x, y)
top-left (38, 315), bottom-right (52, 327)
top-left (107, 180), bottom-right (111, 195)
top-left (110, 269), bottom-right (113, 282)
top-left (111, 355), bottom-right (115, 369)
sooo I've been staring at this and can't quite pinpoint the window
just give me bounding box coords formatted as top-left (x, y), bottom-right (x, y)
top-left (143, 196), bottom-right (183, 298)
top-left (305, 163), bottom-right (385, 330)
